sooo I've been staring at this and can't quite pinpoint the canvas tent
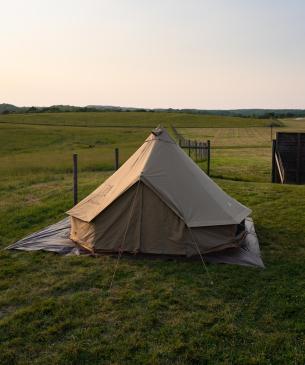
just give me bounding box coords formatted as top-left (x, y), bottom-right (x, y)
top-left (67, 127), bottom-right (252, 257)
top-left (7, 127), bottom-right (264, 268)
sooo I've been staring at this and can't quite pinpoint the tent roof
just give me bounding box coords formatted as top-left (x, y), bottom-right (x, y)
top-left (67, 128), bottom-right (251, 227)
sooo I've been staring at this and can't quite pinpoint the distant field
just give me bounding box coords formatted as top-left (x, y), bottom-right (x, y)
top-left (180, 126), bottom-right (273, 147)
top-left (1, 113), bottom-right (305, 364)
top-left (0, 111), bottom-right (275, 128)
top-left (281, 117), bottom-right (305, 131)
top-left (180, 118), bottom-right (305, 148)
top-left (0, 123), bottom-right (149, 179)
top-left (0, 111), bottom-right (284, 183)
top-left (181, 118), bottom-right (305, 182)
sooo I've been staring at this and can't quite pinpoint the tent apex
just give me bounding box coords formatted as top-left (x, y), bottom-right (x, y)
top-left (147, 126), bottom-right (176, 144)
top-left (151, 125), bottom-right (164, 136)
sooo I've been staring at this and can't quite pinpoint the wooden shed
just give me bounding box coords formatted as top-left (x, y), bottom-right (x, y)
top-left (272, 132), bottom-right (305, 184)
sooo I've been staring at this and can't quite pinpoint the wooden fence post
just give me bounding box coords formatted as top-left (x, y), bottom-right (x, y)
top-left (195, 140), bottom-right (198, 162)
top-left (188, 140), bottom-right (191, 157)
top-left (199, 142), bottom-right (201, 160)
top-left (296, 133), bottom-right (301, 184)
top-left (207, 140), bottom-right (211, 176)
top-left (115, 148), bottom-right (119, 170)
top-left (271, 139), bottom-right (276, 183)
top-left (73, 153), bottom-right (78, 205)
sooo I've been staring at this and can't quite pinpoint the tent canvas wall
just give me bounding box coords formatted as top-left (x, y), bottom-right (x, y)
top-left (67, 127), bottom-right (252, 257)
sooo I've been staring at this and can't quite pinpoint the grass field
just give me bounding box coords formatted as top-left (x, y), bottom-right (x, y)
top-left (0, 112), bottom-right (305, 364)
top-left (0, 111), bottom-right (275, 128)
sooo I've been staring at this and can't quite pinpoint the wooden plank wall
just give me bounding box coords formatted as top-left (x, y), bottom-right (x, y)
top-left (275, 132), bottom-right (305, 184)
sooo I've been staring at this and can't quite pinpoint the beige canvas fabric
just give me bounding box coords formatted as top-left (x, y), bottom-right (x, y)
top-left (70, 181), bottom-right (243, 255)
top-left (70, 183), bottom-right (142, 252)
top-left (67, 128), bottom-right (251, 227)
top-left (67, 127), bottom-right (251, 255)
top-left (141, 136), bottom-right (251, 227)
top-left (139, 183), bottom-right (188, 255)
top-left (67, 136), bottom-right (155, 222)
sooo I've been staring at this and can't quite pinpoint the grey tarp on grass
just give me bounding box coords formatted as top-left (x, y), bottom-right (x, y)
top-left (6, 218), bottom-right (265, 268)
top-left (6, 218), bottom-right (83, 256)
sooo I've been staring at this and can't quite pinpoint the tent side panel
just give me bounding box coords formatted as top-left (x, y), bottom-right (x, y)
top-left (142, 140), bottom-right (251, 227)
top-left (140, 183), bottom-right (188, 255)
top-left (186, 224), bottom-right (244, 256)
top-left (92, 183), bottom-right (142, 253)
top-left (70, 181), bottom-right (246, 257)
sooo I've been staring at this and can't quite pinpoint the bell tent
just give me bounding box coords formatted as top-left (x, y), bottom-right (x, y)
top-left (67, 127), bottom-right (252, 257)
top-left (7, 127), bottom-right (264, 268)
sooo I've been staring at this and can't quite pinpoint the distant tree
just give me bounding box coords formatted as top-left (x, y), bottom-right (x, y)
top-left (26, 106), bottom-right (38, 113)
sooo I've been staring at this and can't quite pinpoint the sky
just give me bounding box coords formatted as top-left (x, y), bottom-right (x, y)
top-left (1, 0), bottom-right (305, 109)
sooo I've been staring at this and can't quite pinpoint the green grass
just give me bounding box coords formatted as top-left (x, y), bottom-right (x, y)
top-left (0, 113), bottom-right (305, 364)
top-left (0, 111), bottom-right (275, 128)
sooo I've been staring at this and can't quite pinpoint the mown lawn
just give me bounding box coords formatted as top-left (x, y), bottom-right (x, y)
top-left (0, 113), bottom-right (304, 364)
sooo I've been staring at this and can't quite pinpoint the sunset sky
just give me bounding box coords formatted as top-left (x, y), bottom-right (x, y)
top-left (1, 0), bottom-right (305, 109)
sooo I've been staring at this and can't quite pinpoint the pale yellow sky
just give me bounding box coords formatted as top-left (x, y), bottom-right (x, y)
top-left (1, 0), bottom-right (305, 108)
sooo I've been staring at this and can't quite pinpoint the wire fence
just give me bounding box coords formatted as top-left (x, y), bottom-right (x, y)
top-left (171, 126), bottom-right (211, 175)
